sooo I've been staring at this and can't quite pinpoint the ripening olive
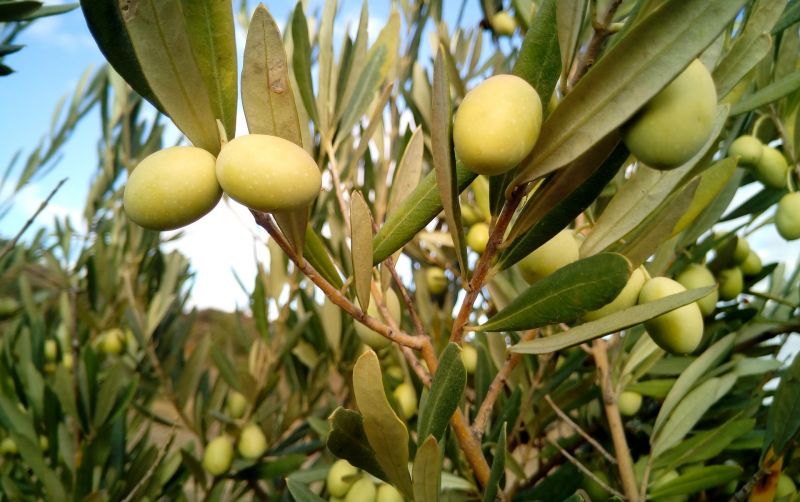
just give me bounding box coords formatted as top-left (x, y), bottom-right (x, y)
top-left (327, 460), bottom-right (360, 498)
top-left (491, 11), bottom-right (517, 36)
top-left (618, 391), bottom-right (643, 416)
top-left (392, 382), bottom-right (418, 420)
top-left (216, 134), bottom-right (321, 212)
top-left (717, 267), bottom-right (743, 301)
top-left (728, 135), bottom-right (763, 166)
top-left (101, 328), bottom-right (125, 356)
top-left (622, 60), bottom-right (717, 169)
top-left (776, 192), bottom-right (800, 241)
top-left (237, 423), bottom-right (267, 459)
top-left (454, 75), bottom-right (542, 175)
top-left (638, 277), bottom-right (704, 354)
top-left (376, 484), bottom-right (404, 502)
top-left (123, 146), bottom-right (222, 230)
top-left (467, 222), bottom-right (490, 254)
top-left (461, 344), bottom-right (478, 374)
top-left (202, 436), bottom-right (233, 476)
top-left (733, 237), bottom-right (750, 264)
top-left (0, 438), bottom-right (17, 455)
top-left (345, 478), bottom-right (377, 502)
top-left (740, 251), bottom-right (763, 276)
top-left (584, 266), bottom-right (647, 321)
top-left (675, 264), bottom-right (718, 317)
top-left (226, 391), bottom-right (247, 419)
top-left (517, 229), bottom-right (579, 284)
top-left (354, 289), bottom-right (402, 349)
top-left (754, 146), bottom-right (788, 189)
top-left (62, 353), bottom-right (73, 370)
top-left (44, 340), bottom-right (57, 362)
top-left (426, 267), bottom-right (448, 295)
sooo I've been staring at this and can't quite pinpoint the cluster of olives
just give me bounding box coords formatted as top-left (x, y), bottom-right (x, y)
top-left (124, 134), bottom-right (322, 231)
top-left (202, 391), bottom-right (268, 476)
top-left (326, 459), bottom-right (404, 502)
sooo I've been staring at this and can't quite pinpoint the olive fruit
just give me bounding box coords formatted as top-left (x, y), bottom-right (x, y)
top-left (728, 135), bottom-right (763, 166)
top-left (491, 11), bottom-right (517, 36)
top-left (237, 423), bottom-right (267, 459)
top-left (622, 59), bottom-right (717, 169)
top-left (123, 146), bottom-right (222, 230)
top-left (453, 75), bottom-right (542, 175)
top-left (461, 205), bottom-right (483, 226)
top-left (517, 229), bottom-right (579, 284)
top-left (376, 484), bottom-right (404, 502)
top-left (733, 237), bottom-right (750, 264)
top-left (467, 222), bottom-right (490, 254)
top-left (345, 478), bottom-right (377, 502)
top-left (461, 344), bottom-right (478, 374)
top-left (100, 328), bottom-right (125, 356)
top-left (39, 435), bottom-right (48, 451)
top-left (675, 264), bottom-right (718, 317)
top-left (392, 382), bottom-right (418, 420)
top-left (584, 266), bottom-right (647, 321)
top-left (226, 391), bottom-right (247, 419)
top-left (651, 470), bottom-right (687, 502)
top-left (354, 289), bottom-right (401, 349)
top-left (776, 473), bottom-right (797, 500)
top-left (754, 146), bottom-right (788, 189)
top-left (618, 391), bottom-right (643, 416)
top-left (0, 438), bottom-right (17, 455)
top-left (327, 460), bottom-right (359, 498)
top-left (638, 277), bottom-right (704, 354)
top-left (426, 267), bottom-right (448, 295)
top-left (776, 192), bottom-right (800, 241)
top-left (202, 436), bottom-right (233, 476)
top-left (717, 267), bottom-right (743, 301)
top-left (216, 134), bottom-right (321, 212)
top-left (44, 340), bottom-right (57, 362)
top-left (583, 469), bottom-right (611, 502)
top-left (62, 353), bottom-right (74, 370)
top-left (0, 296), bottom-right (20, 319)
top-left (740, 251), bottom-right (763, 276)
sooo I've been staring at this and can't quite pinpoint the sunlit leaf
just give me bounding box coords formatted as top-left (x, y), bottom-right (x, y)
top-left (413, 435), bottom-right (442, 502)
top-left (350, 191), bottom-right (373, 311)
top-left (417, 343), bottom-right (466, 442)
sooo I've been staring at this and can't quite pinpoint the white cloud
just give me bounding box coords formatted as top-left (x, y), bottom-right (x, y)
top-left (25, 16), bottom-right (95, 52)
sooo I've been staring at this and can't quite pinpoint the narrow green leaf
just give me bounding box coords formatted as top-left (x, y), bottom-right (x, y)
top-left (482, 423), bottom-right (507, 502)
top-left (304, 227), bottom-right (343, 289)
top-left (417, 343), bottom-right (467, 442)
top-left (772, 1), bottom-right (800, 34)
top-left (338, 1), bottom-right (368, 121)
top-left (764, 351), bottom-right (800, 456)
top-left (286, 478), bottom-right (326, 502)
top-left (387, 126), bottom-right (424, 216)
top-left (721, 186), bottom-right (785, 221)
top-left (511, 0), bottom-right (745, 188)
top-left (432, 45), bottom-right (468, 282)
top-left (671, 156), bottom-right (738, 235)
top-left (653, 418), bottom-right (755, 471)
top-left (10, 432), bottom-right (66, 502)
top-left (291, 3), bottom-right (318, 124)
top-left (350, 191), bottom-right (374, 311)
top-left (93, 364), bottom-right (127, 429)
top-left (326, 407), bottom-right (388, 483)
top-left (555, 0), bottom-right (586, 86)
top-left (648, 465), bottom-right (742, 499)
top-left (626, 379), bottom-right (674, 399)
top-left (353, 351), bottom-right (413, 498)
top-left (18, 3), bottom-right (76, 20)
top-left (0, 1), bottom-right (41, 22)
top-left (316, 0), bottom-right (336, 133)
top-left (175, 333), bottom-right (210, 409)
top-left (732, 69), bottom-right (800, 115)
top-left (653, 333), bottom-right (736, 437)
top-left (413, 435), bottom-right (442, 502)
top-left (511, 286), bottom-right (715, 354)
top-left (121, 0), bottom-right (219, 153)
top-left (514, 0), bottom-right (561, 108)
top-left (477, 253), bottom-right (631, 332)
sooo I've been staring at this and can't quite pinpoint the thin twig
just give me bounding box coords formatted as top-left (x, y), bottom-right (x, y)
top-left (544, 394), bottom-right (617, 464)
top-left (567, 0), bottom-right (623, 90)
top-left (0, 178), bottom-right (67, 262)
top-left (545, 437), bottom-right (625, 500)
top-left (323, 139), bottom-right (352, 235)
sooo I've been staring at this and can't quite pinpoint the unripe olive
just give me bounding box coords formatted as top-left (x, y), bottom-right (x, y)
top-left (202, 436), bottom-right (233, 476)
top-left (740, 251), bottom-right (763, 276)
top-left (101, 328), bottom-right (125, 356)
top-left (467, 222), bottom-right (490, 254)
top-left (618, 391), bottom-right (643, 416)
top-left (392, 382), bottom-right (418, 420)
top-left (651, 470), bottom-right (688, 502)
top-left (733, 237), bottom-right (750, 264)
top-left (717, 267), bottom-right (743, 301)
top-left (0, 437), bottom-right (17, 455)
top-left (583, 469), bottom-right (611, 501)
top-left (461, 205), bottom-right (483, 226)
top-left (376, 484), bottom-right (404, 502)
top-left (44, 340), bottom-right (58, 362)
top-left (426, 267), bottom-right (448, 295)
top-left (39, 435), bottom-right (48, 451)
top-left (728, 135), bottom-right (763, 166)
top-left (385, 366), bottom-right (404, 383)
top-left (675, 264), bottom-right (718, 317)
top-left (461, 344), bottom-right (478, 374)
top-left (638, 277), bottom-right (704, 354)
top-left (584, 266), bottom-right (647, 321)
top-left (517, 229), bottom-right (579, 284)
top-left (776, 473), bottom-right (797, 500)
top-left (62, 353), bottom-right (74, 370)
top-left (454, 75), bottom-right (542, 175)
top-left (776, 192), bottom-right (800, 241)
top-left (754, 146), bottom-right (788, 189)
top-left (123, 146), bottom-right (221, 230)
top-left (622, 60), bottom-right (717, 169)
top-left (345, 478), bottom-right (377, 502)
top-left (354, 289), bottom-right (402, 350)
top-left (327, 460), bottom-right (360, 497)
top-left (216, 134), bottom-right (321, 212)
top-left (491, 11), bottom-right (517, 36)
top-left (237, 423), bottom-right (267, 459)
top-left (226, 391), bottom-right (247, 419)
top-left (0, 296), bottom-right (20, 319)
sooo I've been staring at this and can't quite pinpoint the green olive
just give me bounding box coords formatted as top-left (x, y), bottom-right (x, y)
top-left (216, 134), bottom-right (321, 212)
top-left (0, 296), bottom-right (20, 320)
top-left (517, 229), bottom-right (579, 284)
top-left (454, 75), bottom-right (542, 175)
top-left (226, 391), bottom-right (248, 419)
top-left (651, 470), bottom-right (688, 502)
top-left (740, 251), bottom-right (763, 276)
top-left (345, 478), bottom-right (377, 502)
top-left (754, 146), bottom-right (788, 189)
top-left (582, 469), bottom-right (611, 502)
top-left (491, 11), bottom-right (517, 36)
top-left (376, 484), bottom-right (404, 502)
top-left (622, 60), bottom-right (717, 169)
top-left (392, 382), bottom-right (418, 420)
top-left (717, 267), bottom-right (743, 301)
top-left (426, 267), bottom-right (448, 295)
top-left (728, 135), bottom-right (763, 166)
top-left (461, 204), bottom-right (483, 225)
top-left (237, 423), bottom-right (267, 459)
top-left (618, 391), bottom-right (643, 416)
top-left (776, 473), bottom-right (797, 500)
top-left (675, 264), bottom-right (718, 317)
top-left (0, 437), bottom-right (17, 455)
top-left (354, 289), bottom-right (402, 349)
top-left (123, 146), bottom-right (222, 230)
top-left (44, 340), bottom-right (57, 362)
top-left (584, 266), bottom-right (647, 321)
top-left (461, 344), bottom-right (478, 374)
top-left (327, 459), bottom-right (360, 498)
top-left (100, 328), bottom-right (125, 356)
top-left (733, 237), bottom-right (750, 264)
top-left (776, 192), bottom-right (800, 241)
top-left (62, 353), bottom-right (73, 370)
top-left (202, 436), bottom-right (233, 476)
top-left (39, 435), bottom-right (48, 451)
top-left (638, 277), bottom-right (704, 354)
top-left (467, 222), bottom-right (490, 254)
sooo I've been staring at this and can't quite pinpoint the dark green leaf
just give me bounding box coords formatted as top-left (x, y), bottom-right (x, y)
top-left (513, 0), bottom-right (561, 108)
top-left (653, 419), bottom-right (755, 471)
top-left (773, 2), bottom-right (800, 34)
top-left (482, 423), bottom-right (507, 502)
top-left (175, 333), bottom-right (210, 409)
top-left (764, 351), bottom-right (800, 456)
top-left (648, 465), bottom-right (742, 499)
top-left (0, 1), bottom-right (41, 22)
top-left (0, 45), bottom-right (24, 57)
top-left (326, 407), bottom-right (388, 483)
top-left (417, 343), bottom-right (467, 442)
top-left (732, 69), bottom-right (800, 115)
top-left (722, 186), bottom-right (785, 221)
top-left (291, 3), bottom-right (318, 124)
top-left (286, 478), bottom-right (326, 502)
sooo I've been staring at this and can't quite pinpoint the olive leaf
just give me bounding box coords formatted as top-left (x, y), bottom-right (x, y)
top-left (413, 436), bottom-right (442, 502)
top-left (417, 343), bottom-right (466, 443)
top-left (387, 126), bottom-right (424, 216)
top-left (731, 69), bottom-right (800, 115)
top-left (482, 423), bottom-right (507, 502)
top-left (648, 465), bottom-right (743, 499)
top-left (555, 0), bottom-right (586, 88)
top-left (326, 407), bottom-right (388, 483)
top-left (764, 350), bottom-right (800, 456)
top-left (291, 3), bottom-right (318, 125)
top-left (316, 0), bottom-right (337, 134)
top-left (350, 191), bottom-right (373, 311)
